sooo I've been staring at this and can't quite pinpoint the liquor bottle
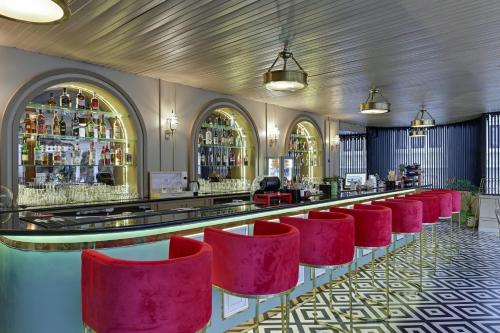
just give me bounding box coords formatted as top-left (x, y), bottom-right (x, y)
top-left (229, 132), bottom-right (234, 146)
top-left (65, 147), bottom-right (73, 165)
top-left (89, 142), bottom-right (96, 166)
top-left (73, 143), bottom-right (81, 165)
top-left (200, 150), bottom-right (206, 166)
top-left (72, 113), bottom-right (79, 137)
top-left (112, 117), bottom-right (121, 139)
top-left (198, 133), bottom-right (204, 145)
top-left (78, 114), bottom-right (86, 138)
top-left (99, 115), bottom-right (106, 138)
top-left (59, 114), bottom-right (66, 136)
top-left (105, 144), bottom-right (111, 166)
top-left (52, 112), bottom-right (61, 135)
top-left (36, 109), bottom-right (45, 134)
top-left (34, 139), bottom-right (42, 165)
top-left (235, 135), bottom-right (241, 147)
top-left (21, 140), bottom-right (29, 165)
top-left (220, 130), bottom-right (225, 145)
top-left (205, 128), bottom-right (212, 144)
top-left (53, 145), bottom-right (62, 166)
top-left (229, 151), bottom-right (235, 166)
top-left (125, 144), bottom-right (133, 165)
top-left (243, 151), bottom-right (249, 166)
top-left (105, 118), bottom-right (111, 139)
top-left (236, 151), bottom-right (241, 166)
top-left (60, 88), bottom-right (71, 108)
top-left (47, 92), bottom-right (57, 107)
top-left (115, 144), bottom-right (122, 166)
top-left (99, 144), bottom-right (106, 165)
top-left (223, 150), bottom-right (228, 166)
top-left (208, 148), bottom-right (213, 165)
top-left (207, 116), bottom-right (213, 126)
top-left (90, 92), bottom-right (99, 110)
top-left (213, 130), bottom-right (219, 145)
top-left (41, 145), bottom-right (48, 166)
top-left (86, 114), bottom-right (95, 138)
top-left (23, 112), bottom-right (32, 134)
top-left (76, 89), bottom-right (86, 109)
top-left (110, 144), bottom-right (116, 165)
top-left (216, 151), bottom-right (221, 165)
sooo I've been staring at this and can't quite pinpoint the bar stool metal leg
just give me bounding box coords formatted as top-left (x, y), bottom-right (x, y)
top-left (254, 297), bottom-right (260, 333)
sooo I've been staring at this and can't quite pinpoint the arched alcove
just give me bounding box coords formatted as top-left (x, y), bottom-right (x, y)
top-left (284, 115), bottom-right (324, 181)
top-left (1, 69), bottom-right (146, 206)
top-left (190, 98), bottom-right (260, 193)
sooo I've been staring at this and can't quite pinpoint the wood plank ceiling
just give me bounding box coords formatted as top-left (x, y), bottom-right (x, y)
top-left (0, 0), bottom-right (500, 126)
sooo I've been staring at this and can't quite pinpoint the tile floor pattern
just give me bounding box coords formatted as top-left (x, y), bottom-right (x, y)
top-left (228, 224), bottom-right (500, 333)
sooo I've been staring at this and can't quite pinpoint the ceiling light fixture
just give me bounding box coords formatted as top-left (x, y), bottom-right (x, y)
top-left (411, 104), bottom-right (436, 128)
top-left (0, 0), bottom-right (70, 24)
top-left (263, 45), bottom-right (308, 92)
top-left (360, 88), bottom-right (391, 114)
top-left (409, 128), bottom-right (427, 137)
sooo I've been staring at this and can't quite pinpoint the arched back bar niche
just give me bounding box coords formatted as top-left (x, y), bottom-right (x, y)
top-left (284, 115), bottom-right (324, 181)
top-left (1, 69), bottom-right (146, 207)
top-left (190, 99), bottom-right (259, 194)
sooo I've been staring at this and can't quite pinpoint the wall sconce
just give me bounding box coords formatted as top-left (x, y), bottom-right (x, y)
top-left (331, 134), bottom-right (340, 149)
top-left (164, 109), bottom-right (178, 140)
top-left (268, 125), bottom-right (280, 147)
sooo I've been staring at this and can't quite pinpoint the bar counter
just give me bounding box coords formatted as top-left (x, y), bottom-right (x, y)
top-left (0, 187), bottom-right (419, 333)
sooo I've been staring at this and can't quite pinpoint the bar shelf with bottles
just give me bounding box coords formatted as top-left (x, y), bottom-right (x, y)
top-left (286, 121), bottom-right (323, 180)
top-left (195, 108), bottom-right (256, 193)
top-left (17, 85), bottom-right (138, 207)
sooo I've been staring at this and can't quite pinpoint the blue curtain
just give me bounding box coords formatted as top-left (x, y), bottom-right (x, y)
top-left (366, 118), bottom-right (483, 187)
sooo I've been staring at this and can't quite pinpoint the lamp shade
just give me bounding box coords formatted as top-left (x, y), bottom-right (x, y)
top-left (360, 88), bottom-right (390, 114)
top-left (0, 0), bottom-right (70, 24)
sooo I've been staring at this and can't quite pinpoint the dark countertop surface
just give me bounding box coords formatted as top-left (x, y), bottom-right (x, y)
top-left (0, 187), bottom-right (423, 236)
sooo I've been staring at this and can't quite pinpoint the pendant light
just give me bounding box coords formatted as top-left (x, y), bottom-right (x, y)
top-left (0, 0), bottom-right (70, 24)
top-left (411, 104), bottom-right (435, 128)
top-left (263, 45), bottom-right (308, 92)
top-left (409, 128), bottom-right (427, 137)
top-left (359, 88), bottom-right (390, 114)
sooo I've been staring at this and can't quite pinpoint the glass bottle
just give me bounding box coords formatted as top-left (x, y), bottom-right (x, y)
top-left (52, 112), bottom-right (61, 135)
top-left (21, 140), bottom-right (29, 165)
top-left (198, 133), bottom-right (204, 145)
top-left (47, 92), bottom-right (57, 107)
top-left (200, 150), bottom-right (206, 166)
top-left (73, 143), bottom-right (81, 165)
top-left (90, 92), bottom-right (99, 111)
top-left (100, 144), bottom-right (106, 165)
top-left (76, 89), bottom-right (86, 110)
top-left (89, 141), bottom-right (96, 166)
top-left (23, 112), bottom-right (32, 134)
top-left (243, 151), bottom-right (249, 166)
top-left (213, 129), bottom-right (219, 145)
top-left (41, 145), bottom-right (48, 166)
top-left (86, 114), bottom-right (95, 138)
top-left (125, 144), bottom-right (133, 165)
top-left (110, 144), bottom-right (116, 165)
top-left (59, 114), bottom-right (66, 136)
top-left (115, 144), bottom-right (122, 166)
top-left (105, 144), bottom-right (111, 166)
top-left (72, 112), bottom-right (79, 137)
top-left (36, 109), bottom-right (45, 134)
top-left (216, 151), bottom-right (221, 165)
top-left (60, 88), bottom-right (71, 108)
top-left (112, 117), bottom-right (121, 139)
top-left (99, 115), bottom-right (106, 138)
top-left (205, 128), bottom-right (212, 144)
top-left (34, 139), bottom-right (42, 165)
top-left (78, 114), bottom-right (86, 138)
top-left (53, 145), bottom-right (61, 166)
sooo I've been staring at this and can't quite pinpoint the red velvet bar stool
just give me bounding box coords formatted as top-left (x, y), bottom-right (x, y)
top-left (280, 212), bottom-right (355, 332)
top-left (81, 236), bottom-right (213, 333)
top-left (372, 198), bottom-right (424, 292)
top-left (427, 189), bottom-right (463, 251)
top-left (398, 194), bottom-right (441, 271)
top-left (330, 204), bottom-right (393, 321)
top-left (204, 221), bottom-right (300, 333)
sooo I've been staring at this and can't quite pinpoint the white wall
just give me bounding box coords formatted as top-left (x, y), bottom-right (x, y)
top-left (0, 46), bottom-right (346, 195)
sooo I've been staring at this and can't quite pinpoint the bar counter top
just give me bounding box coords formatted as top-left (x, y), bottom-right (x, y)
top-left (0, 187), bottom-right (422, 237)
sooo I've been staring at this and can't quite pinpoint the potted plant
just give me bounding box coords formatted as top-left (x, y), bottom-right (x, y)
top-left (445, 178), bottom-right (479, 227)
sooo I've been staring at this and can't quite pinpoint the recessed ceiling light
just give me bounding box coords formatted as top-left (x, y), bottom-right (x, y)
top-left (360, 87), bottom-right (390, 114)
top-left (411, 104), bottom-right (436, 128)
top-left (0, 0), bottom-right (70, 24)
top-left (263, 45), bottom-right (308, 92)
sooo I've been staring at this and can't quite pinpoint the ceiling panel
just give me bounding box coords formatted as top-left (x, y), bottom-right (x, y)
top-left (1, 0), bottom-right (499, 126)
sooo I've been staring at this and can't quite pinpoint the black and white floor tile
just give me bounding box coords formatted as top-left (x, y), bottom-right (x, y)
top-left (233, 225), bottom-right (500, 333)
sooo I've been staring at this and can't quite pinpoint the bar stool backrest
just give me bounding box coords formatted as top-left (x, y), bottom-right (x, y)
top-left (373, 199), bottom-right (423, 233)
top-left (204, 220), bottom-right (299, 296)
top-left (330, 205), bottom-right (392, 248)
top-left (81, 236), bottom-right (212, 333)
top-left (281, 213), bottom-right (354, 266)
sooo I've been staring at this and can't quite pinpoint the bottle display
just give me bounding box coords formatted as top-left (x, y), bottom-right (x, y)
top-left (286, 120), bottom-right (323, 180)
top-left (195, 109), bottom-right (255, 193)
top-left (17, 85), bottom-right (138, 207)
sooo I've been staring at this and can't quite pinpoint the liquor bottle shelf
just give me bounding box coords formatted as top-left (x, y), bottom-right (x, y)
top-left (197, 143), bottom-right (245, 149)
top-left (26, 102), bottom-right (127, 118)
top-left (19, 164), bottom-right (136, 167)
top-left (200, 123), bottom-right (238, 131)
top-left (19, 133), bottom-right (134, 143)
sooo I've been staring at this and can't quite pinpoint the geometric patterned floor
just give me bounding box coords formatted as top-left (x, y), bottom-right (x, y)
top-left (231, 224), bottom-right (500, 333)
